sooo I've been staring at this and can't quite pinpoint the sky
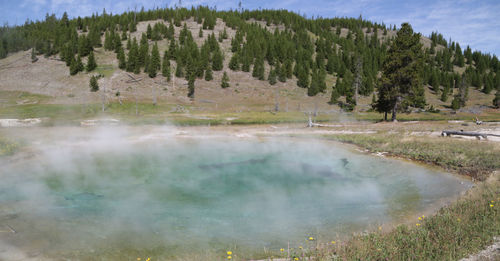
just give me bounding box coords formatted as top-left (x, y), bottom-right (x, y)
top-left (1, 0), bottom-right (499, 56)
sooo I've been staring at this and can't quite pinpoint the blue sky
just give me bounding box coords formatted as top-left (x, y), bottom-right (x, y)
top-left (1, 0), bottom-right (499, 56)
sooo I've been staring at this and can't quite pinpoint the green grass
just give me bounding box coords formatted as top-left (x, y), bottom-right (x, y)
top-left (0, 136), bottom-right (19, 156)
top-left (330, 178), bottom-right (499, 260)
top-left (94, 64), bottom-right (116, 77)
top-left (321, 133), bottom-right (500, 181)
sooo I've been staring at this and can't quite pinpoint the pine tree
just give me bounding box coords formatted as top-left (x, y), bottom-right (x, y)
top-left (198, 27), bottom-right (203, 38)
top-left (205, 67), bottom-right (213, 81)
top-left (76, 55), bottom-right (84, 72)
top-left (104, 31), bottom-right (113, 51)
top-left (0, 42), bottom-right (6, 59)
top-left (187, 74), bottom-right (195, 98)
top-left (375, 23), bottom-right (425, 121)
top-left (69, 55), bottom-right (78, 75)
top-left (229, 53), bottom-right (239, 71)
top-left (252, 55), bottom-right (265, 80)
top-left (148, 43), bottom-right (160, 78)
top-left (117, 47), bottom-right (126, 69)
top-left (451, 75), bottom-right (468, 110)
top-left (268, 68), bottom-right (277, 85)
top-left (86, 51), bottom-right (97, 72)
top-left (241, 55), bottom-right (251, 72)
top-left (296, 65), bottom-right (309, 88)
top-left (138, 33), bottom-right (149, 68)
top-left (493, 91), bottom-right (500, 108)
top-left (440, 82), bottom-right (450, 102)
top-left (329, 82), bottom-right (340, 104)
top-left (221, 71), bottom-right (230, 88)
top-left (31, 48), bottom-right (38, 63)
top-left (126, 38), bottom-right (131, 50)
top-left (146, 24), bottom-right (153, 39)
top-left (89, 75), bottom-right (99, 92)
top-left (127, 38), bottom-right (139, 72)
top-left (212, 49), bottom-right (224, 71)
top-left (175, 62), bottom-right (184, 77)
top-left (162, 56), bottom-right (171, 81)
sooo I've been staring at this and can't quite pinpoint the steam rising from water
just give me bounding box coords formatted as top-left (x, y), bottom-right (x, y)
top-left (0, 126), bottom-right (470, 258)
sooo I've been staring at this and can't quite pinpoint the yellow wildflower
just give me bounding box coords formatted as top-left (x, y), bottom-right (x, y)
top-left (418, 217), bottom-right (422, 220)
top-left (137, 258), bottom-right (141, 261)
top-left (416, 223), bottom-right (421, 227)
top-left (280, 248), bottom-right (284, 252)
top-left (227, 256), bottom-right (232, 260)
top-left (308, 236), bottom-right (314, 241)
top-left (490, 204), bottom-right (494, 207)
top-left (146, 258), bottom-right (150, 261)
top-left (294, 258), bottom-right (299, 260)
top-left (331, 241), bottom-right (336, 244)
top-left (227, 251), bottom-right (232, 255)
top-left (378, 226), bottom-right (382, 231)
top-left (422, 215), bottom-right (425, 218)
top-left (299, 246), bottom-right (303, 249)
top-left (457, 218), bottom-right (461, 222)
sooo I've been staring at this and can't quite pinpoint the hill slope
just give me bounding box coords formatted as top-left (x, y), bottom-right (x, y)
top-left (0, 7), bottom-right (498, 121)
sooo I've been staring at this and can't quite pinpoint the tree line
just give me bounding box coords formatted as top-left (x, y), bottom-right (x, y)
top-left (1, 6), bottom-right (499, 116)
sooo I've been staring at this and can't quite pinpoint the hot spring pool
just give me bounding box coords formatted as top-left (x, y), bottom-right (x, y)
top-left (0, 129), bottom-right (471, 259)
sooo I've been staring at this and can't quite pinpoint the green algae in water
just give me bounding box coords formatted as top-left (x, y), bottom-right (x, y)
top-left (0, 137), bottom-right (471, 258)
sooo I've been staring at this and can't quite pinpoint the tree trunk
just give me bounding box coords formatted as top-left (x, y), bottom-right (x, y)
top-left (101, 85), bottom-right (106, 112)
top-left (392, 97), bottom-right (401, 122)
top-left (391, 105), bottom-right (397, 122)
top-left (152, 85), bottom-right (157, 106)
top-left (384, 111), bottom-right (387, 121)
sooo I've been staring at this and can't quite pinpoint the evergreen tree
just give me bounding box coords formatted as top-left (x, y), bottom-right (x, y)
top-left (329, 82), bottom-right (340, 104)
top-left (69, 55), bottom-right (78, 75)
top-left (162, 56), bottom-right (171, 81)
top-left (493, 91), bottom-right (500, 108)
top-left (198, 27), bottom-right (203, 38)
top-left (451, 75), bottom-right (469, 110)
top-left (252, 55), bottom-right (265, 80)
top-left (126, 38), bottom-right (131, 50)
top-left (148, 43), bottom-right (161, 78)
top-left (375, 23), bottom-right (425, 121)
top-left (241, 55), bottom-right (251, 72)
top-left (76, 55), bottom-right (84, 72)
top-left (127, 38), bottom-right (139, 73)
top-left (268, 68), bottom-right (277, 85)
top-left (296, 65), bottom-right (309, 88)
top-left (212, 49), bottom-right (224, 71)
top-left (138, 33), bottom-right (149, 68)
top-left (187, 74), bottom-right (195, 98)
top-left (147, 24), bottom-right (153, 39)
top-left (221, 71), bottom-right (230, 88)
top-left (175, 62), bottom-right (184, 77)
top-left (205, 67), bottom-right (213, 81)
top-left (31, 48), bottom-right (38, 63)
top-left (115, 47), bottom-right (125, 69)
top-left (440, 82), bottom-right (450, 102)
top-left (104, 31), bottom-right (114, 51)
top-left (86, 51), bottom-right (97, 72)
top-left (229, 53), bottom-right (239, 71)
top-left (89, 75), bottom-right (99, 92)
top-left (0, 41), bottom-right (6, 59)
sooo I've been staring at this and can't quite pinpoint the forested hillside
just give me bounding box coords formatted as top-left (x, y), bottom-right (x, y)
top-left (1, 6), bottom-right (499, 113)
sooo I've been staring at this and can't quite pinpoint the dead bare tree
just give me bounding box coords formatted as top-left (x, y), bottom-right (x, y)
top-left (353, 55), bottom-right (363, 107)
top-left (274, 88), bottom-right (279, 112)
top-left (101, 83), bottom-right (106, 112)
top-left (126, 73), bottom-right (143, 115)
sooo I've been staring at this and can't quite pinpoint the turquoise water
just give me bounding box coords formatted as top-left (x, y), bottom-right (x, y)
top-left (0, 136), bottom-right (470, 257)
